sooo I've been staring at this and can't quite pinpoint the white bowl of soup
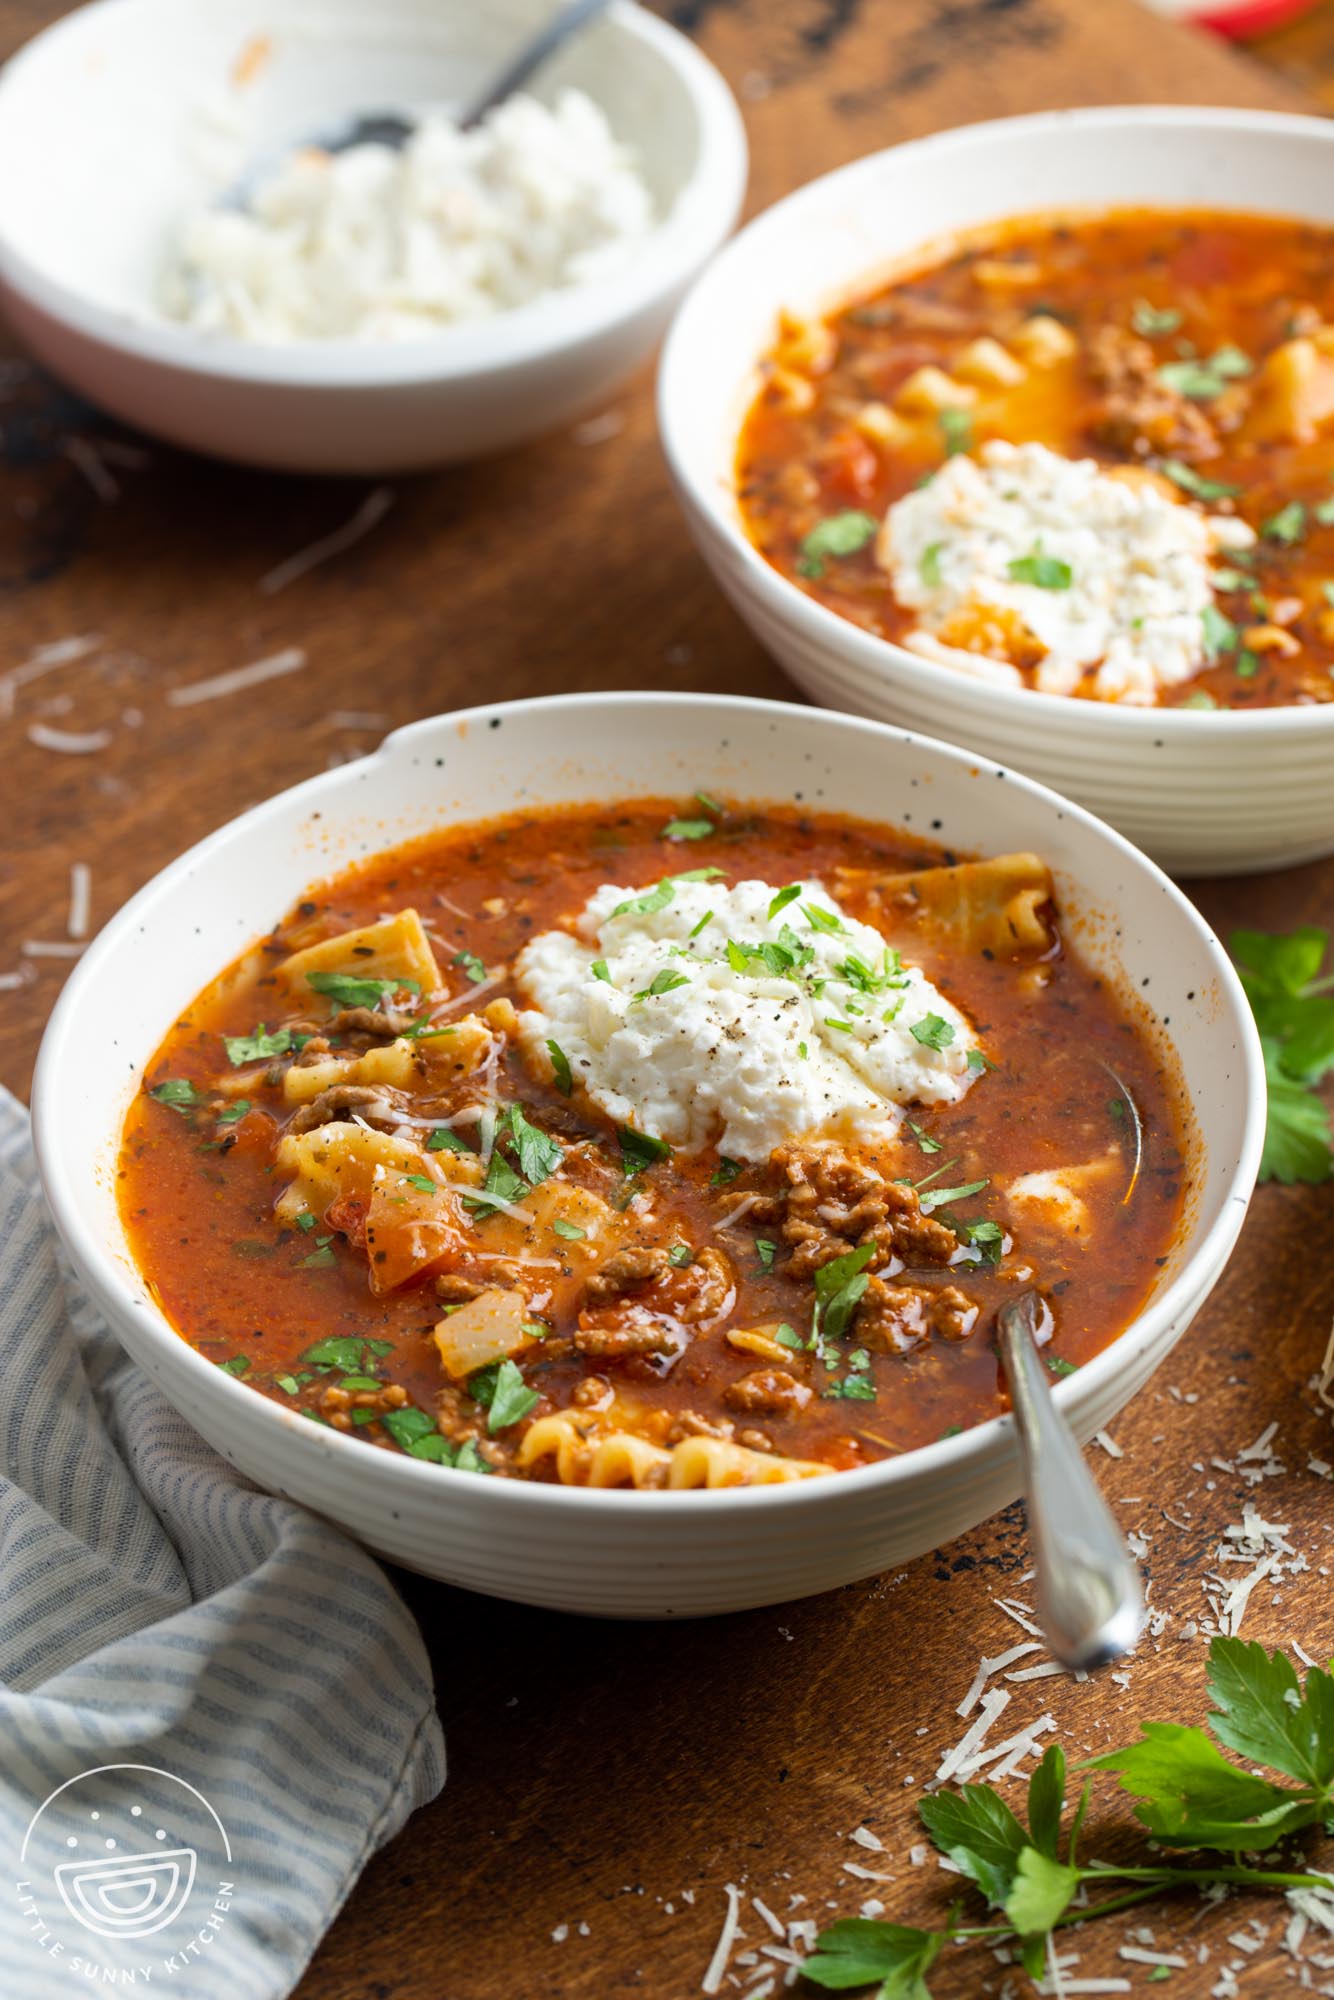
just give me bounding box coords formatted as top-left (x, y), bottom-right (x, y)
top-left (31, 694), bottom-right (1264, 1617)
top-left (658, 106), bottom-right (1334, 878)
top-left (0, 0), bottom-right (745, 472)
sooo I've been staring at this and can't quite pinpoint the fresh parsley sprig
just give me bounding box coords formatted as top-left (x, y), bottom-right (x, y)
top-left (1231, 926), bottom-right (1334, 1183)
top-left (802, 1638), bottom-right (1334, 1998)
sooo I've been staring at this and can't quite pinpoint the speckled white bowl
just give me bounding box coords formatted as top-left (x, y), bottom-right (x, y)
top-left (0, 0), bottom-right (746, 472)
top-left (658, 106), bottom-right (1334, 877)
top-left (32, 694), bottom-right (1264, 1617)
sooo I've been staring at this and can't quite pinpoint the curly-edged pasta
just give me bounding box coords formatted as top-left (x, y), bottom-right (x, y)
top-left (517, 1413), bottom-right (830, 1489)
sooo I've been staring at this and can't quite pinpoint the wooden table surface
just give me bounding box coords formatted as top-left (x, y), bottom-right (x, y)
top-left (5, 3), bottom-right (1334, 1996)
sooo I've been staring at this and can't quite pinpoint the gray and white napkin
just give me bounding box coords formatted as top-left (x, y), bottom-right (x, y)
top-left (0, 1089), bottom-right (445, 1999)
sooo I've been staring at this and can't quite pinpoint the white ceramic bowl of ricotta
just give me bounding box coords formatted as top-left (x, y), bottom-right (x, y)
top-left (33, 693), bottom-right (1264, 1618)
top-left (658, 106), bottom-right (1334, 878)
top-left (0, 0), bottom-right (746, 472)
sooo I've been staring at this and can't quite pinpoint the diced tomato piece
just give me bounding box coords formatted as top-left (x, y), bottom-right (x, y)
top-left (822, 428), bottom-right (880, 504)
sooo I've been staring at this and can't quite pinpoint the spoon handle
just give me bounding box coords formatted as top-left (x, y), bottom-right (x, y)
top-left (459, 0), bottom-right (615, 130)
top-left (997, 1293), bottom-right (1143, 1673)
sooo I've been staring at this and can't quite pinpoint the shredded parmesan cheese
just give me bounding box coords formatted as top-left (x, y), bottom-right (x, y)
top-left (67, 862), bottom-right (91, 940)
top-left (167, 647), bottom-right (307, 707)
top-left (27, 722), bottom-right (113, 754)
top-left (259, 488), bottom-right (396, 595)
top-left (702, 1884), bottom-right (742, 1995)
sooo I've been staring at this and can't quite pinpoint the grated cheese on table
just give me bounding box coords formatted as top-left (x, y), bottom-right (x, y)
top-left (259, 488), bottom-right (395, 595)
top-left (166, 647), bottom-right (307, 708)
top-left (879, 439), bottom-right (1253, 704)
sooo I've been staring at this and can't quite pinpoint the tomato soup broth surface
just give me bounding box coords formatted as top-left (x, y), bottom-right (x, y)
top-left (120, 801), bottom-right (1187, 1487)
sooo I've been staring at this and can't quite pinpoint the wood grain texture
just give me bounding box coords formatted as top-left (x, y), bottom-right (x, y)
top-left (1, 3), bottom-right (1329, 1996)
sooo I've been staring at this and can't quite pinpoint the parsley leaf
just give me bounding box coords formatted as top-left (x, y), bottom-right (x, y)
top-left (306, 970), bottom-right (418, 1009)
top-left (634, 968), bottom-right (691, 1002)
top-left (920, 540), bottom-right (944, 587)
top-left (662, 817), bottom-right (715, 841)
top-left (1262, 500), bottom-right (1307, 547)
top-left (802, 1920), bottom-right (942, 1996)
top-left (796, 510), bottom-right (879, 578)
top-left (611, 869), bottom-right (725, 919)
top-left (768, 884), bottom-right (801, 922)
top-left (1158, 346), bottom-right (1252, 400)
top-left (223, 1024), bottom-right (292, 1065)
top-left (1082, 1720), bottom-right (1313, 1849)
top-left (1007, 546), bottom-right (1073, 590)
top-left (150, 1078), bottom-right (204, 1112)
top-left (1003, 1847), bottom-right (1080, 1938)
top-left (1132, 300), bottom-right (1183, 337)
top-left (1157, 459), bottom-right (1240, 503)
top-left (812, 1243), bottom-right (876, 1344)
top-left (552, 1217), bottom-right (585, 1241)
top-left (485, 1359), bottom-right (540, 1433)
top-left (427, 1127), bottom-right (469, 1153)
top-left (452, 950), bottom-right (487, 984)
top-left (909, 1013), bottom-right (955, 1051)
top-left (301, 1336), bottom-right (367, 1370)
top-left (618, 1126), bottom-right (671, 1176)
top-left (1231, 927), bottom-right (1334, 1183)
top-left (938, 406), bottom-right (974, 457)
top-left (1207, 1636), bottom-right (1334, 1790)
top-left (505, 1104), bottom-right (563, 1187)
top-left (217, 1354), bottom-right (250, 1376)
top-left (918, 1784), bottom-right (1027, 1905)
top-left (1201, 602), bottom-right (1237, 659)
top-left (462, 1150), bottom-right (529, 1215)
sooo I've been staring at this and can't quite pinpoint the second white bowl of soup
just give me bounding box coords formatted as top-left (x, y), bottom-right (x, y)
top-left (659, 107), bottom-right (1334, 877)
top-left (32, 695), bottom-right (1264, 1616)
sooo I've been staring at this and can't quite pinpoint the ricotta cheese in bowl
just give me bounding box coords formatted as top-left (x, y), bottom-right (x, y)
top-left (880, 442), bottom-right (1254, 705)
top-left (166, 89), bottom-right (656, 343)
top-left (515, 874), bottom-right (978, 1161)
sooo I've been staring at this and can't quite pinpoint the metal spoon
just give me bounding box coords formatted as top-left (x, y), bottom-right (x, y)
top-left (997, 1290), bottom-right (1143, 1672)
top-left (255, 0), bottom-right (616, 185)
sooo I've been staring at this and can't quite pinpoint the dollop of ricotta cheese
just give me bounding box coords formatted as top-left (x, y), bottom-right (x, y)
top-left (514, 876), bottom-right (978, 1162)
top-left (879, 439), bottom-right (1254, 704)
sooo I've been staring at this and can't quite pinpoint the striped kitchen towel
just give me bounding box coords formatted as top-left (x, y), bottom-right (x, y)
top-left (0, 1090), bottom-right (445, 1999)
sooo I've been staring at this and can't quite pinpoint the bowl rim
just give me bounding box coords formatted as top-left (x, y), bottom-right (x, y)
top-left (657, 101), bottom-right (1334, 738)
top-left (31, 689), bottom-right (1267, 1517)
top-left (0, 0), bottom-right (748, 389)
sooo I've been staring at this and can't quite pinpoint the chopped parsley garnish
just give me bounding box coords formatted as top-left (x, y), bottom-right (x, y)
top-left (908, 1119), bottom-right (941, 1154)
top-left (768, 885), bottom-right (801, 922)
top-left (1179, 690), bottom-right (1217, 709)
top-left (953, 1216), bottom-right (1004, 1265)
top-left (1157, 345), bottom-right (1251, 400)
top-left (452, 949), bottom-right (487, 984)
top-left (695, 791), bottom-right (724, 814)
top-left (938, 407), bottom-right (973, 457)
top-left (618, 1125), bottom-right (671, 1176)
top-left (427, 1126), bottom-right (469, 1153)
top-left (634, 968), bottom-right (691, 1002)
top-left (965, 1047), bottom-right (994, 1074)
top-left (1201, 602), bottom-right (1237, 660)
top-left (1007, 545), bottom-right (1072, 590)
top-left (1156, 459), bottom-right (1239, 503)
top-left (823, 1376), bottom-right (877, 1401)
top-left (812, 1243), bottom-right (876, 1345)
top-left (661, 817), bottom-right (715, 841)
top-left (299, 1240), bottom-right (337, 1268)
top-left (1262, 500), bottom-right (1307, 547)
top-left (688, 910), bottom-right (714, 939)
top-left (711, 1156), bottom-right (743, 1186)
top-left (301, 1336), bottom-right (370, 1371)
top-left (216, 1100), bottom-right (250, 1125)
top-left (217, 1354), bottom-right (250, 1376)
top-left (1315, 495), bottom-right (1334, 527)
top-left (610, 869), bottom-right (725, 920)
top-left (462, 1150), bottom-right (529, 1215)
top-left (920, 540), bottom-right (945, 587)
top-left (591, 959), bottom-right (612, 983)
top-left (803, 901), bottom-right (846, 935)
top-left (1236, 650), bottom-right (1260, 680)
top-left (552, 1217), bottom-right (585, 1241)
top-left (773, 1323), bottom-right (801, 1350)
top-left (667, 1243), bottom-right (693, 1267)
top-left (1045, 1354), bottom-right (1079, 1377)
top-left (502, 1104), bottom-right (564, 1187)
top-left (380, 1405), bottom-right (476, 1464)
top-left (295, 1212), bottom-right (316, 1232)
top-left (756, 1238), bottom-right (777, 1269)
top-left (275, 1374), bottom-right (304, 1396)
top-left (1131, 300), bottom-right (1183, 338)
top-left (402, 1173), bottom-right (438, 1195)
top-left (1211, 566), bottom-right (1252, 592)
top-left (918, 1178), bottom-right (989, 1214)
top-left (910, 1013), bottom-right (955, 1051)
top-left (795, 509), bottom-right (879, 578)
top-left (150, 1078), bottom-right (204, 1112)
top-left (484, 1359), bottom-right (540, 1433)
top-left (1232, 925), bottom-right (1334, 1183)
top-left (306, 970), bottom-right (419, 1009)
top-left (223, 1023), bottom-right (293, 1065)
